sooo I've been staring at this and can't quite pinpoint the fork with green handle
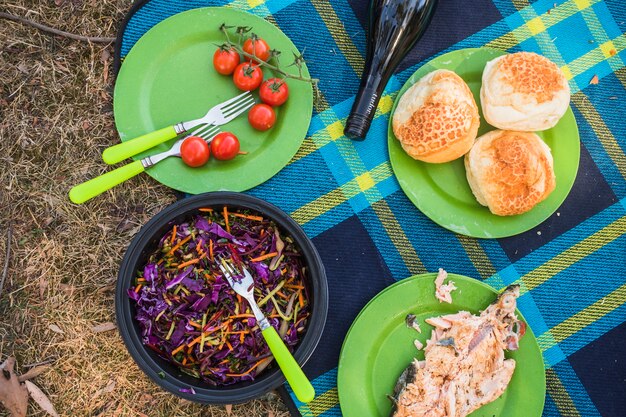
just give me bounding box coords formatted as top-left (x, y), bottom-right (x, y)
top-left (101, 91), bottom-right (254, 165)
top-left (68, 125), bottom-right (220, 204)
top-left (217, 255), bottom-right (316, 403)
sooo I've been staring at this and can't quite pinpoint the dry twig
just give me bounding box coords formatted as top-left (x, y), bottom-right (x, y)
top-left (0, 12), bottom-right (115, 44)
top-left (0, 225), bottom-right (12, 297)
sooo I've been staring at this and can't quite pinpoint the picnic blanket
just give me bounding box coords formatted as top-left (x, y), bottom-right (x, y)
top-left (114, 0), bottom-right (626, 416)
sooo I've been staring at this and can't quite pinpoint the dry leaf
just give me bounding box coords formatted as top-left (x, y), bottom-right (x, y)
top-left (39, 277), bottom-right (48, 299)
top-left (93, 380), bottom-right (116, 399)
top-left (54, 62), bottom-right (70, 74)
top-left (24, 381), bottom-right (59, 417)
top-left (225, 404), bottom-right (233, 416)
top-left (48, 324), bottom-right (63, 334)
top-left (18, 365), bottom-right (50, 383)
top-left (92, 322), bottom-right (116, 333)
top-left (100, 48), bottom-right (111, 63)
top-left (0, 357), bottom-right (29, 417)
top-left (590, 75), bottom-right (599, 85)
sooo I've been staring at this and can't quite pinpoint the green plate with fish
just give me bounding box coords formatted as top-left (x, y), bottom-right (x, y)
top-left (337, 273), bottom-right (545, 417)
top-left (388, 47), bottom-right (580, 238)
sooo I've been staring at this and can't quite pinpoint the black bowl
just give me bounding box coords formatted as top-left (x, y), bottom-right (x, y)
top-left (115, 192), bottom-right (328, 403)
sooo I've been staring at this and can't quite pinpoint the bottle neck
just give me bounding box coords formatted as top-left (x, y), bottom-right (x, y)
top-left (344, 66), bottom-right (386, 140)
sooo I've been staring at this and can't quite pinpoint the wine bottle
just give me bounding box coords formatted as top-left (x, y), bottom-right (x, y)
top-left (344, 0), bottom-right (437, 140)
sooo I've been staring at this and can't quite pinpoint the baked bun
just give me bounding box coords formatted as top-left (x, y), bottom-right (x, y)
top-left (465, 130), bottom-right (556, 216)
top-left (392, 69), bottom-right (480, 163)
top-left (481, 52), bottom-right (570, 131)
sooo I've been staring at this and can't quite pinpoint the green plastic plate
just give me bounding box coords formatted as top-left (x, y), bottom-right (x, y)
top-left (113, 7), bottom-right (313, 193)
top-left (388, 48), bottom-right (580, 238)
top-left (337, 273), bottom-right (546, 417)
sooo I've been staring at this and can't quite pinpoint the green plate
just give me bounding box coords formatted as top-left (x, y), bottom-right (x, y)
top-left (388, 48), bottom-right (580, 238)
top-left (113, 7), bottom-right (313, 193)
top-left (337, 273), bottom-right (546, 417)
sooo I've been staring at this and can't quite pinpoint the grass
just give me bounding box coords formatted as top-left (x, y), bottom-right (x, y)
top-left (0, 2), bottom-right (289, 415)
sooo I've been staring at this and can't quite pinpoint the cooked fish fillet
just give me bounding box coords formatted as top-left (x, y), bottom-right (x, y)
top-left (391, 285), bottom-right (525, 417)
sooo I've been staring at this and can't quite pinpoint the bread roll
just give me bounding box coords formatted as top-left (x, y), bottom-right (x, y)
top-left (465, 130), bottom-right (556, 216)
top-left (481, 52), bottom-right (570, 131)
top-left (392, 69), bottom-right (480, 163)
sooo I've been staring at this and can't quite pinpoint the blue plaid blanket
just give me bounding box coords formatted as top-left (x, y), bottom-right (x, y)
top-left (115, 0), bottom-right (626, 416)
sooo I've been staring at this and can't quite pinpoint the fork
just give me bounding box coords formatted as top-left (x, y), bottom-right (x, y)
top-left (68, 124), bottom-right (220, 204)
top-left (217, 256), bottom-right (315, 403)
top-left (101, 91), bottom-right (255, 165)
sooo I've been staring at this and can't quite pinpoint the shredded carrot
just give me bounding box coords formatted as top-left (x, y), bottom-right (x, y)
top-left (249, 252), bottom-right (278, 262)
top-left (223, 206), bottom-right (230, 233)
top-left (227, 314), bottom-right (254, 319)
top-left (171, 343), bottom-right (186, 356)
top-left (260, 229), bottom-right (265, 237)
top-left (177, 258), bottom-right (200, 269)
top-left (236, 294), bottom-right (242, 306)
top-left (209, 239), bottom-right (214, 262)
top-left (227, 331), bottom-right (248, 335)
top-left (136, 278), bottom-right (146, 283)
top-left (240, 332), bottom-right (245, 344)
top-left (182, 357), bottom-right (187, 366)
top-left (134, 284), bottom-right (142, 293)
top-left (298, 290), bottom-right (304, 308)
top-left (170, 225), bottom-right (177, 246)
top-left (225, 360), bottom-right (263, 377)
top-left (294, 314), bottom-right (309, 328)
top-left (203, 272), bottom-right (214, 282)
top-left (199, 208), bottom-right (214, 212)
top-left (276, 291), bottom-right (289, 300)
top-left (188, 320), bottom-right (202, 329)
top-left (167, 235), bottom-right (192, 255)
top-left (230, 213), bottom-right (264, 222)
top-left (225, 339), bottom-right (233, 351)
top-left (284, 284), bottom-right (305, 290)
top-left (280, 268), bottom-right (287, 275)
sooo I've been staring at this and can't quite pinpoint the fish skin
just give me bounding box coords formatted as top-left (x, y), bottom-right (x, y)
top-left (391, 285), bottom-right (523, 417)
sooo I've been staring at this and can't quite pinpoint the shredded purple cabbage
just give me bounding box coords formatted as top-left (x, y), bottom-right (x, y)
top-left (129, 208), bottom-right (310, 386)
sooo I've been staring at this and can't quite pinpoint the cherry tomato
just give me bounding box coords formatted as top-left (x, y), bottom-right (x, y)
top-left (259, 78), bottom-right (289, 107)
top-left (232, 63), bottom-right (263, 91)
top-left (211, 132), bottom-right (240, 161)
top-left (180, 136), bottom-right (210, 167)
top-left (213, 46), bottom-right (240, 75)
top-left (248, 104), bottom-right (276, 131)
top-left (243, 36), bottom-right (270, 63)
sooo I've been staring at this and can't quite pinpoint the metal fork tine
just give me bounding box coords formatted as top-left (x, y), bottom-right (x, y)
top-left (192, 124), bottom-right (217, 138)
top-left (218, 91), bottom-right (252, 110)
top-left (223, 97), bottom-right (255, 118)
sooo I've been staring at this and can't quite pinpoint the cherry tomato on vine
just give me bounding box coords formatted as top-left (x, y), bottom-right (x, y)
top-left (232, 63), bottom-right (263, 91)
top-left (213, 46), bottom-right (240, 75)
top-left (211, 132), bottom-right (240, 161)
top-left (243, 36), bottom-right (270, 63)
top-left (259, 78), bottom-right (289, 107)
top-left (180, 136), bottom-right (210, 167)
top-left (248, 104), bottom-right (276, 131)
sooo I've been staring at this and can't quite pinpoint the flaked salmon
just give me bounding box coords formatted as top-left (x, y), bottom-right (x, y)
top-left (391, 284), bottom-right (525, 417)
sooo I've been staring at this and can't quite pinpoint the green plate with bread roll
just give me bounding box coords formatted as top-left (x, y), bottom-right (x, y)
top-left (388, 47), bottom-right (580, 238)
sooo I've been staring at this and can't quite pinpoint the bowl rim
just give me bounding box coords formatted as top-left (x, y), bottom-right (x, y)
top-left (115, 192), bottom-right (328, 403)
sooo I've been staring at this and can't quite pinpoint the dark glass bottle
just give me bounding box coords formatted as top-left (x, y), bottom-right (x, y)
top-left (344, 0), bottom-right (437, 140)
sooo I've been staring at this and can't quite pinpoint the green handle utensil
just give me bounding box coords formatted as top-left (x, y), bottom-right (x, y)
top-left (102, 126), bottom-right (177, 165)
top-left (101, 91), bottom-right (255, 165)
top-left (69, 160), bottom-right (145, 204)
top-left (262, 325), bottom-right (315, 403)
top-left (217, 256), bottom-right (316, 403)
